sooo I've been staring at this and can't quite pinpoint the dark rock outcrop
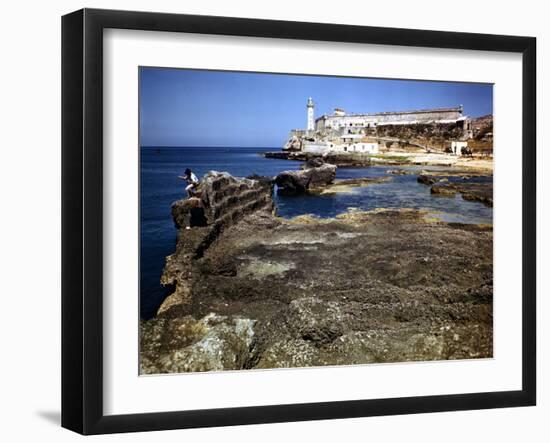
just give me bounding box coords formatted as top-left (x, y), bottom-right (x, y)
top-left (264, 151), bottom-right (372, 167)
top-left (418, 170), bottom-right (493, 207)
top-left (430, 184), bottom-right (457, 196)
top-left (303, 156), bottom-right (325, 168)
top-left (263, 151), bottom-right (290, 160)
top-left (431, 183), bottom-right (493, 207)
top-left (417, 174), bottom-right (437, 185)
top-left (275, 163), bottom-right (337, 195)
top-left (386, 169), bottom-right (410, 175)
top-left (172, 197), bottom-right (207, 229)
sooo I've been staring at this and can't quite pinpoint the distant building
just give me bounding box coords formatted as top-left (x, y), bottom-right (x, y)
top-left (302, 140), bottom-right (379, 154)
top-left (451, 141), bottom-right (469, 155)
top-left (284, 98), bottom-right (473, 154)
top-left (315, 105), bottom-right (472, 134)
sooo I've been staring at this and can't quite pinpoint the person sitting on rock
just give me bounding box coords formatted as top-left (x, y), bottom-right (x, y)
top-left (179, 168), bottom-right (199, 198)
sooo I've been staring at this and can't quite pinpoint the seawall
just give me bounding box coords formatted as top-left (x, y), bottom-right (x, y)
top-left (158, 171), bottom-right (274, 314)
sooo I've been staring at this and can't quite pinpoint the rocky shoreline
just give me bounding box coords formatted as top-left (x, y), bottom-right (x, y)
top-left (417, 172), bottom-right (493, 207)
top-left (140, 167), bottom-right (493, 374)
top-left (264, 150), bottom-right (373, 167)
top-left (263, 150), bottom-right (493, 172)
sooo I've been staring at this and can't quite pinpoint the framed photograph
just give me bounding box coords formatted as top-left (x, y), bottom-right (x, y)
top-left (61, 8), bottom-right (536, 435)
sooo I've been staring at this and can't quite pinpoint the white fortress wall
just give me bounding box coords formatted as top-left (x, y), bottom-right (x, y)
top-left (315, 107), bottom-right (466, 131)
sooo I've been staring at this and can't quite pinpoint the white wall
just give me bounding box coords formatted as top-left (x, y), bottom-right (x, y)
top-left (352, 143), bottom-right (379, 153)
top-left (0, 0), bottom-right (547, 441)
top-left (451, 141), bottom-right (468, 155)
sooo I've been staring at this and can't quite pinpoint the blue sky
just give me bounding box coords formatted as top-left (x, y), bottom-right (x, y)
top-left (140, 67), bottom-right (493, 147)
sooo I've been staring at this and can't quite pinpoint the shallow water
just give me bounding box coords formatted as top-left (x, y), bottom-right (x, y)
top-left (140, 146), bottom-right (492, 319)
top-left (275, 164), bottom-right (492, 224)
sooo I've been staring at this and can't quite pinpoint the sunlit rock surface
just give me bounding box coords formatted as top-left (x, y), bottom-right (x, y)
top-left (140, 172), bottom-right (493, 374)
top-left (140, 313), bottom-right (256, 374)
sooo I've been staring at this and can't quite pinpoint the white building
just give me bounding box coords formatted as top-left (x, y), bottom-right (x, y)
top-left (290, 98), bottom-right (382, 154)
top-left (330, 142), bottom-right (379, 154)
top-left (451, 141), bottom-right (469, 155)
top-left (286, 98), bottom-right (480, 154)
top-left (315, 105), bottom-right (472, 136)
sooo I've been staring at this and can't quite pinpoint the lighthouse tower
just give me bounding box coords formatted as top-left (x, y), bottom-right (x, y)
top-left (307, 97), bottom-right (315, 133)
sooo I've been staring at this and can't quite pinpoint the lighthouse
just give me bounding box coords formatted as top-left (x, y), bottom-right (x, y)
top-left (307, 97), bottom-right (314, 133)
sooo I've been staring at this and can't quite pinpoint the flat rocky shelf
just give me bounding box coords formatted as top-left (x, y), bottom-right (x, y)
top-left (140, 172), bottom-right (493, 374)
top-left (310, 177), bottom-right (392, 195)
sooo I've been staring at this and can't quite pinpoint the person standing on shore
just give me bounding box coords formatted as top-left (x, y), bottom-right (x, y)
top-left (179, 168), bottom-right (199, 198)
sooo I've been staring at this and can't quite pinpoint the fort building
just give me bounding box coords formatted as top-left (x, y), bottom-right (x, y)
top-left (316, 105), bottom-right (471, 131)
top-left (284, 98), bottom-right (473, 155)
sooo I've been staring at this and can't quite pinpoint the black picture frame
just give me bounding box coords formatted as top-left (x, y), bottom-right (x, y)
top-left (62, 8), bottom-right (537, 435)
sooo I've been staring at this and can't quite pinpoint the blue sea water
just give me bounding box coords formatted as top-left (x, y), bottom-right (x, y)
top-left (140, 146), bottom-right (492, 319)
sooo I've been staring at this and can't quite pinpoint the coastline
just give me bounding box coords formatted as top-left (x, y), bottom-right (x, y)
top-left (264, 149), bottom-right (493, 173)
top-left (140, 168), bottom-right (493, 374)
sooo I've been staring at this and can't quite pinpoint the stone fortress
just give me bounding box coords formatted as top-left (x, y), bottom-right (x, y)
top-left (284, 98), bottom-right (474, 156)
